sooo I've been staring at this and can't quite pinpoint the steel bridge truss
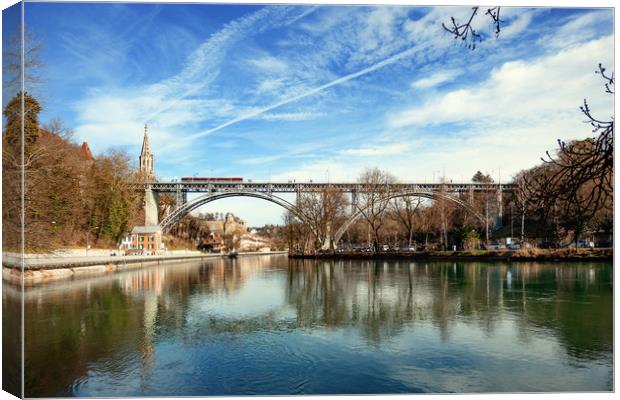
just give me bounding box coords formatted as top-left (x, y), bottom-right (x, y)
top-left (141, 181), bottom-right (515, 248)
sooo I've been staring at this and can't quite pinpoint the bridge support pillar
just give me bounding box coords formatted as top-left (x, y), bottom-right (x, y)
top-left (175, 185), bottom-right (187, 207)
top-left (351, 189), bottom-right (358, 213)
top-left (145, 187), bottom-right (159, 226)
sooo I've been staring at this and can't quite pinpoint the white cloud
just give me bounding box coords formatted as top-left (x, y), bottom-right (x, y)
top-left (237, 155), bottom-right (283, 165)
top-left (211, 140), bottom-right (239, 149)
top-left (255, 78), bottom-right (286, 94)
top-left (500, 9), bottom-right (536, 39)
top-left (248, 56), bottom-right (289, 73)
top-left (358, 7), bottom-right (408, 54)
top-left (541, 10), bottom-right (613, 50)
top-left (186, 42), bottom-right (425, 141)
top-left (411, 69), bottom-right (461, 89)
top-left (73, 6), bottom-right (315, 156)
top-left (271, 159), bottom-right (357, 182)
top-left (340, 141), bottom-right (418, 157)
top-left (260, 111), bottom-right (324, 121)
top-left (389, 35), bottom-right (613, 129)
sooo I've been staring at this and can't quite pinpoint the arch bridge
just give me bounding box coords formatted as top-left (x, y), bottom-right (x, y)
top-left (140, 180), bottom-right (516, 249)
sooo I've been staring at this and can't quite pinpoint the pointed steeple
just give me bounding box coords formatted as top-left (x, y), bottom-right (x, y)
top-left (141, 123), bottom-right (152, 155)
top-left (139, 123), bottom-right (155, 181)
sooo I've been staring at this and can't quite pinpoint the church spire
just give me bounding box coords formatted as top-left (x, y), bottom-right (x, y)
top-left (139, 123), bottom-right (155, 181)
top-left (141, 123), bottom-right (152, 155)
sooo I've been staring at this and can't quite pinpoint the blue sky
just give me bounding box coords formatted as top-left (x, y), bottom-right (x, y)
top-left (3, 1), bottom-right (615, 225)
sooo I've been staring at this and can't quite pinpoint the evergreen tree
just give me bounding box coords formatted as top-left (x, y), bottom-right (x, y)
top-left (2, 91), bottom-right (42, 150)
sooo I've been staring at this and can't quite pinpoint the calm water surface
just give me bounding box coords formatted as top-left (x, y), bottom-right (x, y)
top-left (4, 255), bottom-right (613, 396)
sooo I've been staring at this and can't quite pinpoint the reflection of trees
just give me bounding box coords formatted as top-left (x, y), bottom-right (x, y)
top-left (2, 289), bottom-right (22, 397)
top-left (503, 263), bottom-right (613, 360)
top-left (287, 259), bottom-right (459, 344)
top-left (286, 259), bottom-right (613, 357)
top-left (18, 256), bottom-right (279, 397)
top-left (23, 284), bottom-right (145, 397)
top-left (14, 256), bottom-right (612, 397)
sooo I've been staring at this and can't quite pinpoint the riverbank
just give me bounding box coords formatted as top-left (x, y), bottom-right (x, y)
top-left (289, 248), bottom-right (613, 262)
top-left (2, 250), bottom-right (288, 285)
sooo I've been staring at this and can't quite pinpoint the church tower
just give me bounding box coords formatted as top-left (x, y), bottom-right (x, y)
top-left (139, 123), bottom-right (155, 181)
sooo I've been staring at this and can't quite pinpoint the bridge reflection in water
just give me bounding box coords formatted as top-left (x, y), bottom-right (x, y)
top-left (9, 255), bottom-right (612, 396)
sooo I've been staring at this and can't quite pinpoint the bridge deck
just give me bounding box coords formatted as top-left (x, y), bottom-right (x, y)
top-left (139, 181), bottom-right (517, 193)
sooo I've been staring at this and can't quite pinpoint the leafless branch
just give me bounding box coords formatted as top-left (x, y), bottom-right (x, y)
top-left (485, 7), bottom-right (502, 37)
top-left (442, 6), bottom-right (502, 50)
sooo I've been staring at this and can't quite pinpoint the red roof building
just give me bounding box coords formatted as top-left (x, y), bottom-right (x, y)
top-left (80, 141), bottom-right (94, 160)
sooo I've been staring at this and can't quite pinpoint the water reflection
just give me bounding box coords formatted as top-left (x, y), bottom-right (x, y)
top-left (286, 260), bottom-right (613, 353)
top-left (9, 256), bottom-right (612, 396)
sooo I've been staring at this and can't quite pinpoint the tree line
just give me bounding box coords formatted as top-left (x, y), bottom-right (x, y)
top-left (2, 92), bottom-right (144, 252)
top-left (281, 168), bottom-right (501, 254)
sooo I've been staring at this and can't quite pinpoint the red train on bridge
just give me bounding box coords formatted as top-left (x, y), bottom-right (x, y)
top-left (180, 177), bottom-right (243, 182)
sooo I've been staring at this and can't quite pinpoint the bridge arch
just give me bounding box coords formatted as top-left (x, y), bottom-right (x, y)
top-left (332, 191), bottom-right (487, 246)
top-left (159, 191), bottom-right (307, 233)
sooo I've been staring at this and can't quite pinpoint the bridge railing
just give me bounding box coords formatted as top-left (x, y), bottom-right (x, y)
top-left (132, 181), bottom-right (517, 193)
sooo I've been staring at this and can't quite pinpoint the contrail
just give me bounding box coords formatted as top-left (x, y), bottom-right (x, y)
top-left (144, 6), bottom-right (318, 125)
top-left (187, 44), bottom-right (421, 141)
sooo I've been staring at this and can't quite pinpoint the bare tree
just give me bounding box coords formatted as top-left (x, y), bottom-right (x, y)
top-left (389, 196), bottom-right (422, 248)
top-left (157, 193), bottom-right (177, 223)
top-left (356, 168), bottom-right (397, 252)
top-left (523, 65), bottom-right (614, 246)
top-left (297, 186), bottom-right (347, 250)
top-left (282, 211), bottom-right (314, 254)
top-left (543, 64), bottom-right (613, 197)
top-left (3, 28), bottom-right (43, 94)
top-left (525, 140), bottom-right (612, 246)
top-left (415, 205), bottom-right (439, 249)
top-left (43, 117), bottom-right (76, 143)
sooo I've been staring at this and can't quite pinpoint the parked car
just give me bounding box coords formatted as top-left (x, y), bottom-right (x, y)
top-left (507, 243), bottom-right (521, 250)
top-left (382, 244), bottom-right (390, 251)
top-left (577, 240), bottom-right (595, 248)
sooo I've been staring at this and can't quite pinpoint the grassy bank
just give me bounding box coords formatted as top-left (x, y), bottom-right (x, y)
top-left (289, 248), bottom-right (613, 262)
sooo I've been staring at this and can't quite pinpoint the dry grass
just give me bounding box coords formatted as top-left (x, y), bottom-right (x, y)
top-left (512, 247), bottom-right (612, 259)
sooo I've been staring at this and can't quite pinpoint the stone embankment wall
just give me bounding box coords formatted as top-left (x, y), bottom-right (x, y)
top-left (2, 251), bottom-right (288, 286)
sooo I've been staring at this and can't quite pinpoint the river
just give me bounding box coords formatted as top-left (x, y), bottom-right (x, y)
top-left (2, 255), bottom-right (613, 396)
